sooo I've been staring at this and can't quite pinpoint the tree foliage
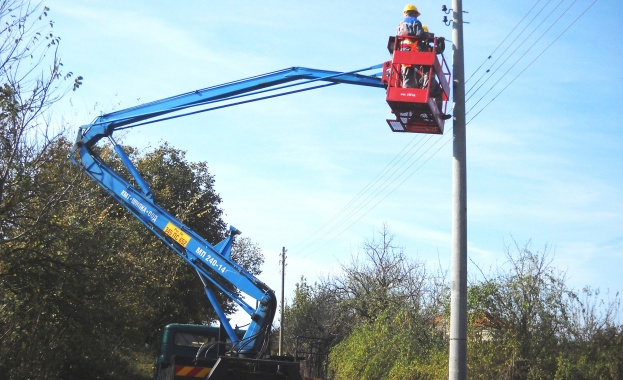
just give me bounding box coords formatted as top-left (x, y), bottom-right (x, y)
top-left (287, 229), bottom-right (622, 380)
top-left (0, 3), bottom-right (265, 376)
top-left (467, 240), bottom-right (623, 379)
top-left (329, 306), bottom-right (448, 380)
top-left (231, 236), bottom-right (264, 277)
top-left (284, 225), bottom-right (449, 378)
top-left (281, 276), bottom-right (349, 354)
top-left (327, 223), bottom-right (431, 323)
top-left (0, 2), bottom-right (87, 377)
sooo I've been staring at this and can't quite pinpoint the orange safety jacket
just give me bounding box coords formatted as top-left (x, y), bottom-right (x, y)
top-left (397, 16), bottom-right (423, 51)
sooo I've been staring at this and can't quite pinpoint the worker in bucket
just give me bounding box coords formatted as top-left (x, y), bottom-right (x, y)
top-left (396, 4), bottom-right (424, 88)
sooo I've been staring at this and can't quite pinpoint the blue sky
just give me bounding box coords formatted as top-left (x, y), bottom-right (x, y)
top-left (47, 0), bottom-right (622, 325)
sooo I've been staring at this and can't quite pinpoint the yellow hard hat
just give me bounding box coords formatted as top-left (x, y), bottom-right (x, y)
top-left (403, 4), bottom-right (421, 16)
top-left (422, 25), bottom-right (429, 33)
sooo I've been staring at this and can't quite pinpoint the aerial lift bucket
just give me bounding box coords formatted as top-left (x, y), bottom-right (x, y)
top-left (382, 35), bottom-right (451, 134)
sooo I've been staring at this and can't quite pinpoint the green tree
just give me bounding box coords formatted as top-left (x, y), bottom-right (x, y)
top-left (282, 225), bottom-right (428, 357)
top-left (328, 307), bottom-right (447, 380)
top-left (468, 241), bottom-right (572, 378)
top-left (325, 234), bottom-right (623, 380)
top-left (327, 224), bottom-right (431, 323)
top-left (0, 1), bottom-right (86, 378)
top-left (285, 225), bottom-right (448, 379)
top-left (281, 275), bottom-right (350, 375)
top-left (554, 287), bottom-right (623, 379)
top-left (467, 240), bottom-right (623, 379)
top-left (231, 236), bottom-right (264, 277)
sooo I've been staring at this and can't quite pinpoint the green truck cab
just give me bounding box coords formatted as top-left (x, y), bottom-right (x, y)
top-left (154, 324), bottom-right (242, 380)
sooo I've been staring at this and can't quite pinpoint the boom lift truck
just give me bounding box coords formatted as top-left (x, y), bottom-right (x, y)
top-left (69, 35), bottom-right (449, 380)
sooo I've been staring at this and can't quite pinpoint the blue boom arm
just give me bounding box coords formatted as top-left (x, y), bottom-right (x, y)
top-left (69, 65), bottom-right (385, 356)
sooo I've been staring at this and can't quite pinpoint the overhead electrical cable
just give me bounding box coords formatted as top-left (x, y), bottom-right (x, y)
top-left (465, 0), bottom-right (545, 84)
top-left (298, 127), bottom-right (453, 257)
top-left (467, 0), bottom-right (584, 116)
top-left (291, 133), bottom-right (426, 250)
top-left (317, 134), bottom-right (435, 232)
top-left (466, 0), bottom-right (561, 100)
top-left (467, 0), bottom-right (597, 124)
top-left (294, 133), bottom-right (435, 255)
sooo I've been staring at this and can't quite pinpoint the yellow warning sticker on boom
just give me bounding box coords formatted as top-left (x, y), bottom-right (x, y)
top-left (164, 222), bottom-right (191, 247)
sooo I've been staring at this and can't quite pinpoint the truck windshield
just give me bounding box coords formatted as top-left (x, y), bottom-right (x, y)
top-left (174, 332), bottom-right (217, 348)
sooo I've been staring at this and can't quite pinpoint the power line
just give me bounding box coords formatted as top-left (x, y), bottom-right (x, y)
top-left (467, 0), bottom-right (597, 124)
top-left (465, 0), bottom-right (548, 85)
top-left (297, 129), bottom-right (452, 258)
top-left (466, 0), bottom-right (563, 101)
top-left (299, 135), bottom-right (441, 256)
top-left (467, 0), bottom-right (589, 117)
top-left (290, 133), bottom-right (425, 251)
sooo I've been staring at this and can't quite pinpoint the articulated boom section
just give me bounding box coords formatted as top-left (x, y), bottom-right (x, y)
top-left (74, 66), bottom-right (384, 149)
top-left (70, 139), bottom-right (276, 355)
top-left (69, 66), bottom-right (385, 360)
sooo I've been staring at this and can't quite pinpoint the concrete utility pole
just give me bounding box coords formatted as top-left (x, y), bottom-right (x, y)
top-left (278, 247), bottom-right (286, 356)
top-left (449, 0), bottom-right (467, 379)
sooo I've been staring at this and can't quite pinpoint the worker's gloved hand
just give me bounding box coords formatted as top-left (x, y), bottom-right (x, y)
top-left (436, 37), bottom-right (446, 54)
